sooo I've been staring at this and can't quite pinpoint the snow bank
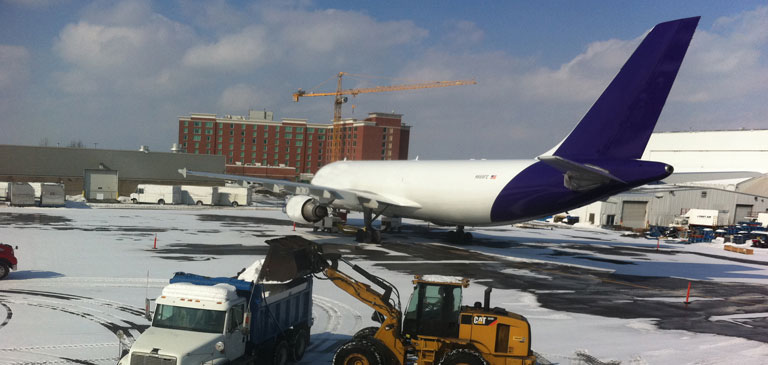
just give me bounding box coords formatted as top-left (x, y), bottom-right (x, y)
top-left (237, 259), bottom-right (265, 282)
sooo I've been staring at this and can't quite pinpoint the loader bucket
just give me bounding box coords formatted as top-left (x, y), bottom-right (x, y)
top-left (259, 236), bottom-right (321, 282)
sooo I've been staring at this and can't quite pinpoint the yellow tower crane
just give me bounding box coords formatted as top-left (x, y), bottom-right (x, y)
top-left (293, 72), bottom-right (476, 163)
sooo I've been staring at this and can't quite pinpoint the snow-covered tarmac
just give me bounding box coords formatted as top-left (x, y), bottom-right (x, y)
top-left (1, 205), bottom-right (767, 364)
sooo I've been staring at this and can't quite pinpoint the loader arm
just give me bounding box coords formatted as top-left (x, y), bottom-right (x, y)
top-left (324, 266), bottom-right (407, 364)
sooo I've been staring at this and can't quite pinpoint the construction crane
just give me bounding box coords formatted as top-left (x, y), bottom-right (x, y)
top-left (293, 72), bottom-right (476, 162)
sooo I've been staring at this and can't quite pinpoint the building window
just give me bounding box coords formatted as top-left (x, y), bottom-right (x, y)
top-left (194, 121), bottom-right (201, 127)
top-left (253, 132), bottom-right (258, 137)
top-left (194, 142), bottom-right (199, 148)
top-left (240, 138), bottom-right (245, 143)
top-left (229, 130), bottom-right (234, 135)
top-left (228, 151), bottom-right (233, 156)
top-left (286, 140), bottom-right (290, 146)
top-left (193, 135), bottom-right (201, 141)
top-left (297, 148), bottom-right (302, 153)
top-left (183, 135), bottom-right (188, 141)
top-left (205, 122), bottom-right (213, 127)
top-left (274, 147), bottom-right (279, 152)
top-left (183, 128), bottom-right (188, 133)
top-left (285, 134), bottom-right (292, 139)
top-left (295, 141), bottom-right (303, 146)
top-left (241, 131), bottom-right (245, 136)
top-left (229, 137), bottom-right (234, 142)
top-left (297, 127), bottom-right (304, 132)
top-left (206, 129), bottom-right (213, 134)
top-left (229, 144), bottom-right (233, 150)
top-left (217, 150), bottom-right (222, 155)
top-left (263, 146), bottom-right (267, 151)
top-left (285, 126), bottom-right (293, 132)
top-left (206, 136), bottom-right (211, 141)
top-left (218, 136), bottom-right (222, 142)
top-left (230, 123), bottom-right (234, 128)
top-left (296, 134), bottom-right (304, 139)
top-left (263, 153), bottom-right (267, 158)
top-left (194, 128), bottom-right (201, 134)
top-left (240, 145), bottom-right (245, 150)
top-left (701, 191), bottom-right (707, 198)
top-left (240, 152), bottom-right (245, 157)
top-left (318, 135), bottom-right (325, 140)
top-left (285, 154), bottom-right (290, 160)
top-left (217, 144), bottom-right (222, 149)
top-left (263, 139), bottom-right (268, 144)
top-left (183, 121), bottom-right (188, 126)
top-left (252, 145), bottom-right (257, 150)
top-left (273, 153), bottom-right (278, 159)
top-left (308, 127), bottom-right (314, 133)
top-left (262, 160), bottom-right (267, 166)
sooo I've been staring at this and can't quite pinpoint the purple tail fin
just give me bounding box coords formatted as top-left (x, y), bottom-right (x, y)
top-left (554, 17), bottom-right (699, 160)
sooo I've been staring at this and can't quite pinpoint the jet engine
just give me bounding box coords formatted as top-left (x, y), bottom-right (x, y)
top-left (285, 195), bottom-right (329, 224)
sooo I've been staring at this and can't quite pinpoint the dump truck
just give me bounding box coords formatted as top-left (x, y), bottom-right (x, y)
top-left (130, 184), bottom-right (182, 205)
top-left (182, 185), bottom-right (219, 206)
top-left (217, 186), bottom-right (252, 207)
top-left (262, 236), bottom-right (536, 365)
top-left (118, 271), bottom-right (313, 365)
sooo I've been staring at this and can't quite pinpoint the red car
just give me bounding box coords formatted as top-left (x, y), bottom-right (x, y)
top-left (0, 243), bottom-right (18, 280)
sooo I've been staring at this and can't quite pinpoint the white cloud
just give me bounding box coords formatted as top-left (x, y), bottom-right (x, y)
top-left (183, 26), bottom-right (269, 69)
top-left (217, 84), bottom-right (277, 113)
top-left (0, 45), bottom-right (30, 92)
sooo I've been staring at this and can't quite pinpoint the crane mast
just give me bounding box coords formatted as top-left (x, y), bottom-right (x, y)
top-left (293, 72), bottom-right (476, 163)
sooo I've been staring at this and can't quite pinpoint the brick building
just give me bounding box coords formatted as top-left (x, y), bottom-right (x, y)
top-left (178, 110), bottom-right (410, 179)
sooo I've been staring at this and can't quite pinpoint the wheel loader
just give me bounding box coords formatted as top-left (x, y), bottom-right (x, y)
top-left (260, 236), bottom-right (536, 365)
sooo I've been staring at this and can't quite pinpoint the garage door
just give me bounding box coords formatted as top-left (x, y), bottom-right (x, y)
top-left (621, 201), bottom-right (648, 229)
top-left (734, 204), bottom-right (753, 223)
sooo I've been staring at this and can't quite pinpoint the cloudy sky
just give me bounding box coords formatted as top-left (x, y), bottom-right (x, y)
top-left (1, 1), bottom-right (767, 159)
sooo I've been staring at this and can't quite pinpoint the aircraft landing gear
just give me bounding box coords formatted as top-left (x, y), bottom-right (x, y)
top-left (447, 225), bottom-right (473, 244)
top-left (355, 208), bottom-right (383, 244)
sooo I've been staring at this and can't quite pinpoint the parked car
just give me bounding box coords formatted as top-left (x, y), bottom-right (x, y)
top-left (0, 243), bottom-right (18, 280)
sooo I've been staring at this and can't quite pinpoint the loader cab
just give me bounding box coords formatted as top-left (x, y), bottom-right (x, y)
top-left (402, 276), bottom-right (469, 339)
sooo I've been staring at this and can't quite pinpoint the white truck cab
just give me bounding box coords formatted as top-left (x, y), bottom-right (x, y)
top-left (119, 283), bottom-right (248, 365)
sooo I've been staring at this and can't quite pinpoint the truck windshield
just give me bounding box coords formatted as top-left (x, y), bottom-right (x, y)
top-left (153, 304), bottom-right (226, 334)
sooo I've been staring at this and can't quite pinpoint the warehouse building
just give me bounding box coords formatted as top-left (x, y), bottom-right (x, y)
top-left (0, 145), bottom-right (223, 197)
top-left (177, 110), bottom-right (411, 177)
top-left (571, 129), bottom-right (768, 229)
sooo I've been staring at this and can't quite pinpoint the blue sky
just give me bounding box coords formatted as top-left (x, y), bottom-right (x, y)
top-left (1, 0), bottom-right (767, 159)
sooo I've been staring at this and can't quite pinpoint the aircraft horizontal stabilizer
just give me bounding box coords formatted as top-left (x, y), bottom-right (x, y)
top-left (538, 156), bottom-right (626, 192)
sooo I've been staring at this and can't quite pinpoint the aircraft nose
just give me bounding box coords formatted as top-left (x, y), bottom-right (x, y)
top-left (665, 164), bottom-right (674, 174)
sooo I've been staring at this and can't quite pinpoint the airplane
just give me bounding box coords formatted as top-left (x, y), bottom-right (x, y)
top-left (180, 16), bottom-right (700, 244)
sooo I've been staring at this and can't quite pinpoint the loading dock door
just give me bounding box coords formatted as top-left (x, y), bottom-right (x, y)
top-left (734, 204), bottom-right (753, 224)
top-left (621, 201), bottom-right (648, 229)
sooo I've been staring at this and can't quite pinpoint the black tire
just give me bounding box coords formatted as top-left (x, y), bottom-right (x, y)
top-left (439, 349), bottom-right (488, 365)
top-left (372, 230), bottom-right (382, 244)
top-left (270, 339), bottom-right (289, 365)
top-left (352, 326), bottom-right (379, 340)
top-left (355, 229), bottom-right (366, 242)
top-left (289, 327), bottom-right (310, 361)
top-left (196, 200), bottom-right (203, 206)
top-left (0, 263), bottom-right (9, 280)
top-left (313, 226), bottom-right (319, 232)
top-left (157, 199), bottom-right (165, 205)
top-left (333, 339), bottom-right (383, 365)
top-left (232, 201), bottom-right (239, 207)
top-left (131, 198), bottom-right (137, 204)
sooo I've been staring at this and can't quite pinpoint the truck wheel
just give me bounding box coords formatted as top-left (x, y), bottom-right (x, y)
top-left (271, 339), bottom-right (289, 365)
top-left (196, 200), bottom-right (203, 206)
top-left (333, 339), bottom-right (383, 365)
top-left (0, 263), bottom-right (8, 280)
top-left (352, 326), bottom-right (379, 340)
top-left (231, 201), bottom-right (239, 207)
top-left (439, 349), bottom-right (488, 365)
top-left (131, 198), bottom-right (138, 204)
top-left (289, 327), bottom-right (310, 361)
top-left (157, 199), bottom-right (165, 205)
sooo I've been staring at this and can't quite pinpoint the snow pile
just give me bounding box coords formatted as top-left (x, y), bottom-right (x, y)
top-left (237, 259), bottom-right (265, 282)
top-left (161, 282), bottom-right (238, 302)
top-left (420, 275), bottom-right (465, 284)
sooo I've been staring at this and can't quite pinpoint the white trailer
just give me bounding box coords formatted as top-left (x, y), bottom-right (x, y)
top-left (8, 183), bottom-right (36, 206)
top-left (181, 185), bottom-right (219, 206)
top-left (684, 208), bottom-right (719, 227)
top-left (217, 186), bottom-right (252, 207)
top-left (40, 183), bottom-right (66, 207)
top-left (757, 213), bottom-right (768, 228)
top-left (0, 182), bottom-right (7, 201)
top-left (130, 185), bottom-right (182, 205)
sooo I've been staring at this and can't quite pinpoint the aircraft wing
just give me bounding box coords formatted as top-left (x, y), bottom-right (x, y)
top-left (178, 169), bottom-right (421, 209)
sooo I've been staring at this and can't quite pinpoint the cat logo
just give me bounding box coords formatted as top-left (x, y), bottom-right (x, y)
top-left (472, 315), bottom-right (498, 326)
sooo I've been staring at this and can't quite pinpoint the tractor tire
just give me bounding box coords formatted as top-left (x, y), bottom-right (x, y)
top-left (352, 326), bottom-right (379, 340)
top-left (0, 263), bottom-right (9, 280)
top-left (289, 326), bottom-right (310, 361)
top-left (333, 339), bottom-right (383, 365)
top-left (439, 349), bottom-right (488, 365)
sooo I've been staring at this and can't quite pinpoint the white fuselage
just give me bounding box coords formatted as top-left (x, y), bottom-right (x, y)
top-left (312, 159), bottom-right (534, 225)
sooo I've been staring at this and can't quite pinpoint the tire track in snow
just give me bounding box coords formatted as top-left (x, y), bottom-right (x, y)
top-left (0, 302), bottom-right (11, 330)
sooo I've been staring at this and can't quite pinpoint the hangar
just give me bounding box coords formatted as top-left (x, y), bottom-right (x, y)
top-left (0, 145), bottom-right (224, 197)
top-left (572, 130), bottom-right (768, 229)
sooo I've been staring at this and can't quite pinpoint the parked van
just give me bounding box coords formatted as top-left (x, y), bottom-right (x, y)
top-left (217, 186), bottom-right (252, 207)
top-left (181, 186), bottom-right (219, 206)
top-left (40, 183), bottom-right (66, 207)
top-left (130, 185), bottom-right (182, 205)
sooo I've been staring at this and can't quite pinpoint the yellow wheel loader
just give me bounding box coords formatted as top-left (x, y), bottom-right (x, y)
top-left (260, 236), bottom-right (536, 365)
